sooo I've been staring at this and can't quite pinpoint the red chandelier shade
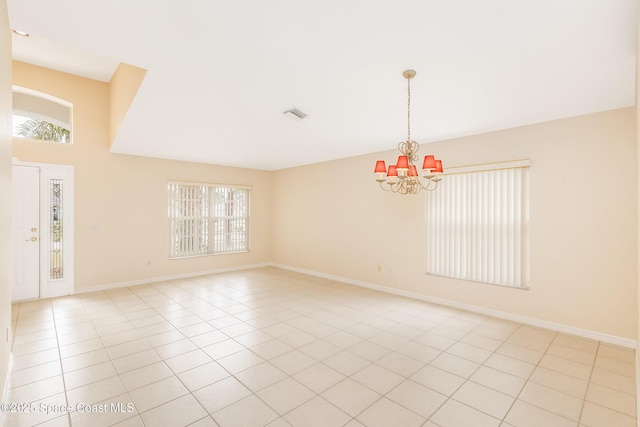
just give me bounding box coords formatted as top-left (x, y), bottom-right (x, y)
top-left (373, 156), bottom-right (442, 178)
top-left (422, 155), bottom-right (436, 170)
top-left (396, 156), bottom-right (409, 170)
top-left (374, 160), bottom-right (387, 173)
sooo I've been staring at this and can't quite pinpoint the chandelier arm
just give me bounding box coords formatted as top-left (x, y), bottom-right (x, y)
top-left (424, 178), bottom-right (440, 191)
top-left (412, 176), bottom-right (439, 192)
top-left (398, 179), bottom-right (416, 195)
top-left (415, 179), bottom-right (429, 191)
top-left (378, 181), bottom-right (394, 192)
top-left (396, 180), bottom-right (408, 194)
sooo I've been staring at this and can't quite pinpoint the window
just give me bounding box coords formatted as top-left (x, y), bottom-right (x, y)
top-left (13, 87), bottom-right (73, 143)
top-left (168, 182), bottom-right (250, 258)
top-left (425, 160), bottom-right (530, 288)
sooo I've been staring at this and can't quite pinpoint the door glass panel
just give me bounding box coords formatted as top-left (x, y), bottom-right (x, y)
top-left (50, 179), bottom-right (63, 280)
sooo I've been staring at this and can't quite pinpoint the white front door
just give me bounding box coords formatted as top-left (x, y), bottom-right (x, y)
top-left (12, 162), bottom-right (75, 302)
top-left (12, 165), bottom-right (40, 301)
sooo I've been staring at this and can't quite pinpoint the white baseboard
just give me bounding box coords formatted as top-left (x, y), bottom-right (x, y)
top-left (271, 263), bottom-right (637, 349)
top-left (71, 261), bottom-right (636, 349)
top-left (75, 263), bottom-right (271, 294)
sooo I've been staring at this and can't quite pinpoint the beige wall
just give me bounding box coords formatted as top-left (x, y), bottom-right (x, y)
top-left (9, 59), bottom-right (638, 343)
top-left (12, 62), bottom-right (273, 290)
top-left (0, 0), bottom-right (12, 400)
top-left (273, 108), bottom-right (638, 340)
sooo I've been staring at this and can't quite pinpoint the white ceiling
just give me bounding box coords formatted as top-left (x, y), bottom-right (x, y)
top-left (8, 0), bottom-right (638, 170)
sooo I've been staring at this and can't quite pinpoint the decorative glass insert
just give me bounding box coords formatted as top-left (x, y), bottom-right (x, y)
top-left (50, 179), bottom-right (63, 280)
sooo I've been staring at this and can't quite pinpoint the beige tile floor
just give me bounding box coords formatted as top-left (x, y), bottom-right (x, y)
top-left (3, 267), bottom-right (637, 427)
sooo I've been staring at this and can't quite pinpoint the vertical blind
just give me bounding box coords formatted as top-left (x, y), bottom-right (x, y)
top-left (211, 186), bottom-right (250, 254)
top-left (168, 182), bottom-right (250, 258)
top-left (425, 161), bottom-right (530, 288)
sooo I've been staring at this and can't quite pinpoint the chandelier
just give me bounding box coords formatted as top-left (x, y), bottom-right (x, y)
top-left (374, 69), bottom-right (443, 194)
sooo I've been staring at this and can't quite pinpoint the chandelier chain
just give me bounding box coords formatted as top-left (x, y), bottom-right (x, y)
top-left (407, 77), bottom-right (411, 142)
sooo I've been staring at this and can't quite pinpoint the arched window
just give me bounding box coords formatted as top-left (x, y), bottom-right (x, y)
top-left (12, 87), bottom-right (73, 144)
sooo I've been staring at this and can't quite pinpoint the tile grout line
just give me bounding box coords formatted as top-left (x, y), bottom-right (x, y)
top-left (126, 278), bottom-right (307, 425)
top-left (91, 289), bottom-right (152, 426)
top-left (495, 324), bottom-right (558, 425)
top-left (50, 299), bottom-right (72, 427)
top-left (110, 285), bottom-right (215, 426)
top-left (577, 340), bottom-right (600, 425)
top-left (412, 318), bottom-right (483, 424)
top-left (428, 316), bottom-right (525, 425)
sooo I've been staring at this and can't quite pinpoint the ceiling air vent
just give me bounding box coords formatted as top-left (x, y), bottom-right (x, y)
top-left (283, 108), bottom-right (308, 121)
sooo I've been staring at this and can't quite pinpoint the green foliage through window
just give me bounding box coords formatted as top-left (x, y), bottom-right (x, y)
top-left (15, 118), bottom-right (71, 144)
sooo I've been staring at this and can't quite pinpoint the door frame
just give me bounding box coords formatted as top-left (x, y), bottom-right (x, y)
top-left (12, 158), bottom-right (75, 299)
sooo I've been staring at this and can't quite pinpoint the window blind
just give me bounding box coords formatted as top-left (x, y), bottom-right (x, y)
top-left (168, 182), bottom-right (250, 258)
top-left (425, 161), bottom-right (530, 288)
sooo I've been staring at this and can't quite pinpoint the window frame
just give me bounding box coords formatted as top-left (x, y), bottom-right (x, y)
top-left (168, 181), bottom-right (251, 259)
top-left (12, 86), bottom-right (74, 144)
